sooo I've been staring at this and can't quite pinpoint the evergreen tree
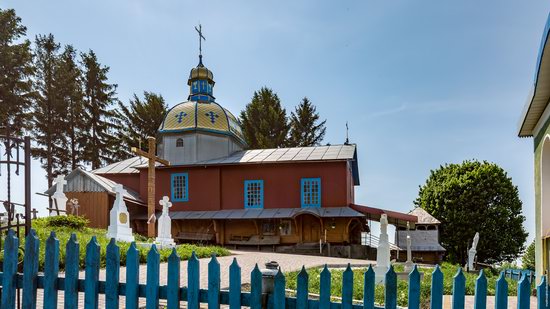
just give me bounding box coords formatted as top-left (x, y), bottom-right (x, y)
top-left (288, 97), bottom-right (326, 147)
top-left (55, 45), bottom-right (85, 172)
top-left (0, 8), bottom-right (34, 136)
top-left (240, 87), bottom-right (289, 148)
top-left (80, 50), bottom-right (119, 169)
top-left (32, 34), bottom-right (64, 188)
top-left (116, 91), bottom-right (167, 157)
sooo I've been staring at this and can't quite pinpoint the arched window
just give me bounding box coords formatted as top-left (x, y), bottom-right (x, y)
top-left (416, 225), bottom-right (426, 230)
top-left (176, 138), bottom-right (184, 148)
top-left (427, 225), bottom-right (436, 230)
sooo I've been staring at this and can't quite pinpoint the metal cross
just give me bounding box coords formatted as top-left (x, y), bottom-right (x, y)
top-left (175, 111), bottom-right (187, 123)
top-left (205, 111), bottom-right (219, 124)
top-left (195, 24), bottom-right (206, 57)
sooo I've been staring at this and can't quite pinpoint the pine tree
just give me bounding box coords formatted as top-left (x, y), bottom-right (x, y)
top-left (0, 8), bottom-right (34, 136)
top-left (240, 87), bottom-right (289, 149)
top-left (32, 34), bottom-right (65, 188)
top-left (116, 91), bottom-right (167, 157)
top-left (55, 45), bottom-right (85, 172)
top-left (80, 50), bottom-right (119, 169)
top-left (288, 97), bottom-right (326, 147)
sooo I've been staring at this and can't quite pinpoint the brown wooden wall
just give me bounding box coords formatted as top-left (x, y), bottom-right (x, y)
top-left (66, 192), bottom-right (109, 229)
top-left (136, 161), bottom-right (353, 212)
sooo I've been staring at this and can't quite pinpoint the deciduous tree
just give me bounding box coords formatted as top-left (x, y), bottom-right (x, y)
top-left (414, 160), bottom-right (527, 265)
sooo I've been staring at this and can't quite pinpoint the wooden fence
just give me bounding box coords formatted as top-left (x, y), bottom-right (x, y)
top-left (0, 229), bottom-right (546, 309)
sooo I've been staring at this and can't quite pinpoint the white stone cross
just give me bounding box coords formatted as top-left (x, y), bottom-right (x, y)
top-left (114, 184), bottom-right (126, 198)
top-left (54, 175), bottom-right (67, 194)
top-left (160, 196), bottom-right (172, 215)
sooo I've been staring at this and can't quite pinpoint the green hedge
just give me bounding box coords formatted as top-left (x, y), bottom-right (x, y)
top-left (1, 216), bottom-right (230, 271)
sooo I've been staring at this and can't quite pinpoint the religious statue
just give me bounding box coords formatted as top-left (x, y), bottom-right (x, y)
top-left (467, 232), bottom-right (479, 271)
top-left (50, 175), bottom-right (68, 216)
top-left (68, 198), bottom-right (79, 215)
top-left (374, 214), bottom-right (391, 284)
top-left (106, 184), bottom-right (135, 242)
top-left (404, 221), bottom-right (414, 273)
top-left (155, 196), bottom-right (176, 248)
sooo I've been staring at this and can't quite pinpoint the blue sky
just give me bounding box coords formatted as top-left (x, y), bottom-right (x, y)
top-left (3, 1), bottom-right (550, 243)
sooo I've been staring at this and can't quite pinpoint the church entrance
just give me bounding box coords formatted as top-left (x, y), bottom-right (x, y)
top-left (300, 214), bottom-right (321, 243)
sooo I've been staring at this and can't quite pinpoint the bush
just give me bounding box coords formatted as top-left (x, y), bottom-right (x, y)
top-left (43, 215), bottom-right (90, 230)
top-left (2, 217), bottom-right (231, 271)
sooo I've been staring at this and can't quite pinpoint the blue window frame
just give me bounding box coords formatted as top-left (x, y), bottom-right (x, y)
top-left (301, 178), bottom-right (321, 208)
top-left (171, 173), bottom-right (189, 202)
top-left (244, 180), bottom-right (264, 208)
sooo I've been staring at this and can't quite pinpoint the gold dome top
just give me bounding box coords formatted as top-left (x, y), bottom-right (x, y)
top-left (158, 101), bottom-right (245, 145)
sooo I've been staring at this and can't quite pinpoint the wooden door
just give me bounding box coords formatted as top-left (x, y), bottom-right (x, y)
top-left (301, 215), bottom-right (321, 243)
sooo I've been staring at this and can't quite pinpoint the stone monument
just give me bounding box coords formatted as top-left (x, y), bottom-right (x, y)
top-left (374, 214), bottom-right (391, 284)
top-left (50, 175), bottom-right (68, 216)
top-left (404, 231), bottom-right (414, 273)
top-left (467, 232), bottom-right (479, 271)
top-left (106, 184), bottom-right (135, 242)
top-left (155, 196), bottom-right (175, 248)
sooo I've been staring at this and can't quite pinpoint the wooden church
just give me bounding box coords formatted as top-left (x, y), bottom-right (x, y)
top-left (46, 45), bottom-right (417, 257)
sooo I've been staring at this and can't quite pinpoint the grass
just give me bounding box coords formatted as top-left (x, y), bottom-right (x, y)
top-left (1, 217), bottom-right (231, 271)
top-left (285, 262), bottom-right (521, 308)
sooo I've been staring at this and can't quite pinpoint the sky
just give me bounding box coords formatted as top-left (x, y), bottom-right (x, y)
top-left (2, 1), bottom-right (550, 245)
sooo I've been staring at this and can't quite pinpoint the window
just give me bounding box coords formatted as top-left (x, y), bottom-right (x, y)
top-left (301, 178), bottom-right (321, 207)
top-left (171, 173), bottom-right (189, 202)
top-left (244, 180), bottom-right (263, 208)
top-left (176, 138), bottom-right (184, 148)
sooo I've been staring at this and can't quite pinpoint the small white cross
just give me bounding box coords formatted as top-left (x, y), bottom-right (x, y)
top-left (159, 196), bottom-right (172, 208)
top-left (113, 184), bottom-right (127, 198)
top-left (54, 175), bottom-right (67, 193)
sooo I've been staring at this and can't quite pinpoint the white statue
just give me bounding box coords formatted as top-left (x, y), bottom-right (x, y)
top-left (155, 196), bottom-right (175, 248)
top-left (50, 175), bottom-right (68, 216)
top-left (467, 232), bottom-right (479, 271)
top-left (404, 221), bottom-right (414, 273)
top-left (374, 214), bottom-right (391, 284)
top-left (106, 184), bottom-right (135, 242)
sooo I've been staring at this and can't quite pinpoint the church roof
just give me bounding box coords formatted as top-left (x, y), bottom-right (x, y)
top-left (159, 101), bottom-right (245, 145)
top-left (93, 156), bottom-right (148, 174)
top-left (44, 168), bottom-right (145, 205)
top-left (408, 207), bottom-right (441, 224)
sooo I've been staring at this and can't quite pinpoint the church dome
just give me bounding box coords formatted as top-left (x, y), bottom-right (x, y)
top-left (158, 101), bottom-right (245, 145)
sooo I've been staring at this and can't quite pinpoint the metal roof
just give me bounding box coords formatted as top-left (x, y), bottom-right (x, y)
top-left (518, 13), bottom-right (550, 137)
top-left (350, 204), bottom-right (418, 227)
top-left (93, 156), bottom-right (148, 174)
top-left (44, 168), bottom-right (145, 205)
top-left (174, 144), bottom-right (356, 165)
top-left (135, 206), bottom-right (364, 220)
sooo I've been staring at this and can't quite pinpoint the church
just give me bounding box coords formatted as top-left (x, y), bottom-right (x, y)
top-left (47, 35), bottom-right (417, 258)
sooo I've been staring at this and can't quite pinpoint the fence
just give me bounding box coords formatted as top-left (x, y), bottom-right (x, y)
top-left (0, 229), bottom-right (546, 309)
top-left (504, 268), bottom-right (536, 283)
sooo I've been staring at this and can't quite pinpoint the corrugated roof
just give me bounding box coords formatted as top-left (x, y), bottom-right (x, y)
top-left (92, 156), bottom-right (148, 174)
top-left (408, 207), bottom-right (441, 224)
top-left (184, 144), bottom-right (357, 165)
top-left (135, 206), bottom-right (364, 220)
top-left (44, 168), bottom-right (145, 205)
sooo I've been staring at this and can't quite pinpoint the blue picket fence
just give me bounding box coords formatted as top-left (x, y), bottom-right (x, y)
top-left (0, 229), bottom-right (546, 309)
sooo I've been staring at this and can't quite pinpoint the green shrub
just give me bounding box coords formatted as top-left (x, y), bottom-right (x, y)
top-left (42, 215), bottom-right (90, 230)
top-left (1, 217), bottom-right (231, 271)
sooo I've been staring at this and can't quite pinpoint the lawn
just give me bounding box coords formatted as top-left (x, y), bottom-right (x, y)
top-left (285, 262), bottom-right (520, 308)
top-left (1, 216), bottom-right (231, 271)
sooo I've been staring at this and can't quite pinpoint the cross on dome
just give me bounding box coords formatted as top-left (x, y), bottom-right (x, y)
top-left (205, 111), bottom-right (219, 123)
top-left (175, 111), bottom-right (187, 123)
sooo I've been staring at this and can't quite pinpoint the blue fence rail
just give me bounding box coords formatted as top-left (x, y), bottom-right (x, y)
top-left (504, 268), bottom-right (535, 283)
top-left (0, 229), bottom-right (546, 309)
